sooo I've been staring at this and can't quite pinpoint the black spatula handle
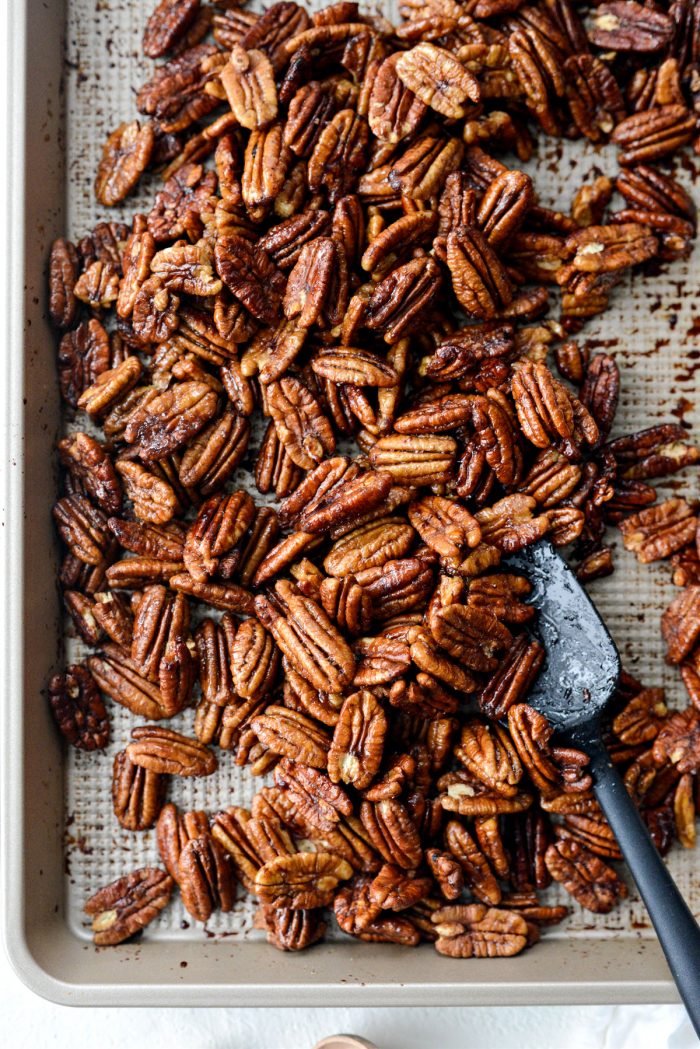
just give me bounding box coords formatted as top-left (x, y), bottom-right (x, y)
top-left (587, 737), bottom-right (700, 1035)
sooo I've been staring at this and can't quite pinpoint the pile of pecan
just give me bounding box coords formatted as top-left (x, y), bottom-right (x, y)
top-left (48, 0), bottom-right (700, 956)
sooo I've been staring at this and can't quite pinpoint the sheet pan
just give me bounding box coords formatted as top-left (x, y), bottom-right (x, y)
top-left (2, 0), bottom-right (699, 1006)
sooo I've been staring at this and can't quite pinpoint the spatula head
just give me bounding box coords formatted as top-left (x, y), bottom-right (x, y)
top-left (503, 539), bottom-right (621, 737)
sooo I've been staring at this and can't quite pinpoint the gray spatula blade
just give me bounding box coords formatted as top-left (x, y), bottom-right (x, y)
top-left (502, 539), bottom-right (621, 734)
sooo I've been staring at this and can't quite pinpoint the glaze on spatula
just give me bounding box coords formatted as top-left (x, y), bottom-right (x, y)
top-left (504, 539), bottom-right (700, 1037)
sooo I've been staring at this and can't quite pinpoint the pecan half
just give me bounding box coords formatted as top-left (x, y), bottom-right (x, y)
top-left (112, 750), bottom-right (165, 832)
top-left (360, 799), bottom-right (423, 870)
top-left (255, 581), bottom-right (354, 693)
top-left (221, 45), bottom-right (278, 130)
top-left (49, 238), bottom-right (80, 330)
top-left (328, 690), bottom-right (387, 790)
top-left (255, 851), bottom-right (353, 909)
top-left (127, 726), bottom-right (217, 777)
top-left (395, 44), bottom-right (480, 119)
top-left (447, 226), bottom-right (513, 319)
top-left (58, 432), bottom-right (122, 516)
top-left (432, 903), bottom-right (528, 958)
top-left (619, 498), bottom-right (697, 564)
top-left (85, 868), bottom-right (173, 946)
top-left (267, 376), bottom-right (336, 470)
top-left (49, 664), bottom-right (109, 751)
top-left (544, 837), bottom-right (628, 913)
top-left (95, 121), bottom-right (154, 206)
top-left (178, 833), bottom-right (236, 922)
top-left (251, 704), bottom-right (331, 768)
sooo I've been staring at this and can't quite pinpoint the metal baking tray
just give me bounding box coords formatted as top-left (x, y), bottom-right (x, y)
top-left (2, 0), bottom-right (700, 1007)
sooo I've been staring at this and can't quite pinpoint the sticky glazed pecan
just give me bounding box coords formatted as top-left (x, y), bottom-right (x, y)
top-left (85, 868), bottom-right (174, 945)
top-left (49, 664), bottom-right (110, 752)
top-left (48, 0), bottom-right (700, 961)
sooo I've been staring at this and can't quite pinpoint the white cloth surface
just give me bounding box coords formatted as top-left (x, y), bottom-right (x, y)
top-left (1, 941), bottom-right (695, 1049)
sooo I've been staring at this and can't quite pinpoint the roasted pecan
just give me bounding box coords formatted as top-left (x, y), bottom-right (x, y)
top-left (308, 109), bottom-right (370, 203)
top-left (478, 634), bottom-right (545, 720)
top-left (123, 381), bottom-right (218, 461)
top-left (612, 688), bottom-right (667, 745)
top-left (258, 905), bottom-right (327, 951)
top-left (127, 725), bottom-right (217, 777)
top-left (425, 848), bottom-right (464, 900)
top-left (444, 820), bottom-right (501, 905)
top-left (368, 435), bottom-right (456, 487)
top-left (616, 165), bottom-right (696, 222)
top-left (249, 704), bottom-right (330, 768)
top-left (508, 704), bottom-right (591, 798)
top-left (112, 750), bottom-right (165, 832)
top-left (544, 838), bottom-right (628, 913)
top-left (266, 376), bottom-right (336, 470)
top-left (179, 408), bottom-right (250, 496)
top-left (183, 490), bottom-right (254, 581)
top-left (395, 44), bottom-right (479, 119)
top-left (619, 499), bottom-right (697, 564)
top-left (433, 903), bottom-right (528, 958)
top-left (606, 424), bottom-right (700, 481)
top-left (474, 494), bottom-right (548, 551)
top-left (58, 433), bottom-right (122, 516)
top-left (283, 460), bottom-right (391, 535)
top-left (334, 877), bottom-right (420, 944)
top-left (652, 707), bottom-right (700, 774)
top-left (325, 517), bottom-right (415, 577)
top-left (170, 571), bottom-right (255, 614)
top-left (328, 690), bottom-right (387, 790)
top-left (674, 774), bottom-right (696, 849)
top-left (255, 851), bottom-right (352, 909)
top-left (429, 602), bottom-right (512, 672)
top-left (664, 586), bottom-right (700, 668)
top-left (95, 121), bottom-right (154, 206)
top-left (131, 584), bottom-right (194, 713)
top-left (368, 864), bottom-right (432, 912)
top-left (360, 799), bottom-right (422, 870)
top-left (74, 259), bottom-right (120, 310)
top-left (85, 868), bottom-right (173, 946)
top-left (564, 55), bottom-right (625, 143)
top-left (589, 3), bottom-right (674, 53)
top-left (210, 806), bottom-right (263, 892)
top-left (284, 238), bottom-right (349, 328)
top-left (611, 105), bottom-right (697, 165)
top-left (447, 226), bottom-right (513, 319)
top-left (579, 353), bottom-right (619, 446)
top-left (408, 496), bottom-right (481, 564)
top-left (143, 0), bottom-right (202, 58)
top-left (365, 256), bottom-right (443, 343)
top-left (368, 52), bottom-right (427, 143)
top-left (148, 163), bottom-right (217, 242)
top-left (477, 170), bottom-right (533, 249)
top-left (178, 833), bottom-right (236, 922)
top-left (231, 618), bottom-right (279, 699)
top-left (221, 45), bottom-right (278, 130)
top-left (53, 494), bottom-right (114, 567)
top-left (454, 719), bottom-right (522, 796)
top-left (49, 238), bottom-right (80, 330)
top-left (274, 757), bottom-right (353, 832)
top-left (76, 357), bottom-right (144, 424)
top-left (49, 664), bottom-right (109, 751)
